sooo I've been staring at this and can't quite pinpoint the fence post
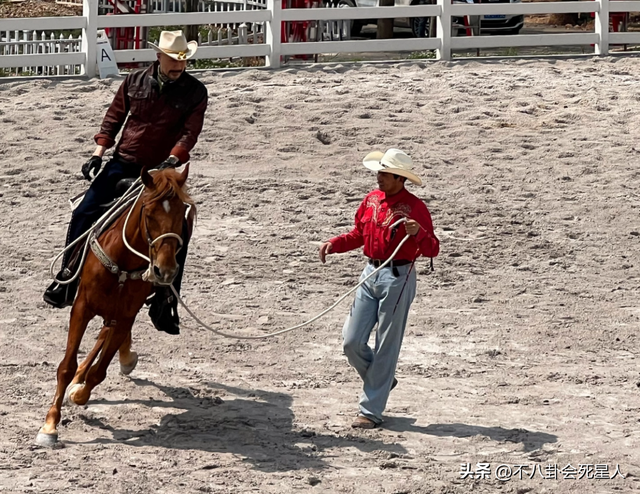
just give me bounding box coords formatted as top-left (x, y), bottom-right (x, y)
top-left (436, 0), bottom-right (451, 61)
top-left (239, 23), bottom-right (247, 44)
top-left (22, 30), bottom-right (28, 74)
top-left (56, 33), bottom-right (62, 75)
top-left (266, 0), bottom-right (281, 68)
top-left (595, 0), bottom-right (609, 55)
top-left (82, 0), bottom-right (98, 77)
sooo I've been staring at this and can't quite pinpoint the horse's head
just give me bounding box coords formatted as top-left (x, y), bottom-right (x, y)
top-left (139, 164), bottom-right (194, 286)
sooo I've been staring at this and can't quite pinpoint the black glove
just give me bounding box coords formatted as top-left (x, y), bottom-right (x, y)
top-left (158, 155), bottom-right (180, 170)
top-left (81, 155), bottom-right (103, 181)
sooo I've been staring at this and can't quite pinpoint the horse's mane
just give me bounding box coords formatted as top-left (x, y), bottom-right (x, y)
top-left (144, 169), bottom-right (195, 209)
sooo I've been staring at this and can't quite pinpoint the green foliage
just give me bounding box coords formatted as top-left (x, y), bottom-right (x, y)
top-left (0, 68), bottom-right (36, 77)
top-left (189, 56), bottom-right (265, 69)
top-left (406, 50), bottom-right (436, 60)
top-left (189, 58), bottom-right (244, 69)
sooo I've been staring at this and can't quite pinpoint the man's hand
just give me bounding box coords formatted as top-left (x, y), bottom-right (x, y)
top-left (405, 219), bottom-right (421, 236)
top-left (158, 155), bottom-right (180, 170)
top-left (319, 242), bottom-right (333, 264)
top-left (81, 155), bottom-right (103, 181)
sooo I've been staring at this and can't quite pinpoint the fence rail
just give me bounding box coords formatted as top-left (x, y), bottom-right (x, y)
top-left (2, 0), bottom-right (640, 77)
top-left (148, 0), bottom-right (267, 12)
top-left (1, 30), bottom-right (82, 76)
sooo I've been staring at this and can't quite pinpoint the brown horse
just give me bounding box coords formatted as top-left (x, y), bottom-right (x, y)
top-left (36, 164), bottom-right (195, 448)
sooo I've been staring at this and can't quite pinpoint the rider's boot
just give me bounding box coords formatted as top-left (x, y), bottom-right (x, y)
top-left (43, 269), bottom-right (79, 309)
top-left (148, 286), bottom-right (180, 335)
top-left (148, 219), bottom-right (189, 335)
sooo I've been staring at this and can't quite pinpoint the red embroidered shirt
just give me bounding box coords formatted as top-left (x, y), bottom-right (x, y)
top-left (329, 188), bottom-right (439, 261)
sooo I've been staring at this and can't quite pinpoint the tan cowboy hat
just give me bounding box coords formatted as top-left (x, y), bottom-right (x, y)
top-left (363, 148), bottom-right (422, 186)
top-left (149, 30), bottom-right (198, 61)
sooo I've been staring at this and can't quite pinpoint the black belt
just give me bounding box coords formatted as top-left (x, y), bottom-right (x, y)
top-left (368, 259), bottom-right (412, 268)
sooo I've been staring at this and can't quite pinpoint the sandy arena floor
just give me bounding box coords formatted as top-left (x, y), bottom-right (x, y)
top-left (1, 58), bottom-right (640, 493)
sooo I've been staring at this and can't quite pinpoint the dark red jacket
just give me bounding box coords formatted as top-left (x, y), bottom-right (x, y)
top-left (329, 188), bottom-right (439, 261)
top-left (95, 62), bottom-right (208, 168)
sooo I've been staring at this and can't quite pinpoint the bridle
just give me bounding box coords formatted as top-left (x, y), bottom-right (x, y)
top-left (139, 202), bottom-right (184, 255)
top-left (135, 195), bottom-right (185, 286)
top-left (89, 184), bottom-right (185, 287)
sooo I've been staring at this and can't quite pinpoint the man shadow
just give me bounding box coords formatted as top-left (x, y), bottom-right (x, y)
top-left (68, 378), bottom-right (406, 472)
top-left (382, 417), bottom-right (557, 453)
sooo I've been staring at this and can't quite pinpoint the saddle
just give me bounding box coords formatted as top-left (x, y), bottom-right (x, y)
top-left (65, 178), bottom-right (140, 276)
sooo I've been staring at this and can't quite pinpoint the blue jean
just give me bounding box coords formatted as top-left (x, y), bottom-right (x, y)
top-left (63, 158), bottom-right (140, 268)
top-left (342, 262), bottom-right (417, 424)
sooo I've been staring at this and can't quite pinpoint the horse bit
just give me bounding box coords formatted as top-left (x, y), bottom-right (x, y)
top-left (90, 200), bottom-right (184, 289)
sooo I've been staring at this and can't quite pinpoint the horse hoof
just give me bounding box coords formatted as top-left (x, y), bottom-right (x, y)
top-left (120, 352), bottom-right (138, 376)
top-left (35, 431), bottom-right (58, 448)
top-left (65, 383), bottom-right (85, 406)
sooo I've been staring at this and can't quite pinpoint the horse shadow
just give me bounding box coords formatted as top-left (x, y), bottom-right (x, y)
top-left (382, 417), bottom-right (558, 452)
top-left (68, 378), bottom-right (406, 472)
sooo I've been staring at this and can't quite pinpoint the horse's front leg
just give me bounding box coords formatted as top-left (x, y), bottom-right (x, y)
top-left (36, 299), bottom-right (94, 447)
top-left (71, 325), bottom-right (109, 386)
top-left (118, 330), bottom-right (138, 376)
top-left (67, 318), bottom-right (134, 406)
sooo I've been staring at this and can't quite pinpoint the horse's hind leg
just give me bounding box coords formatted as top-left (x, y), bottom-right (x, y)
top-left (71, 325), bottom-right (109, 386)
top-left (118, 331), bottom-right (138, 376)
top-left (67, 319), bottom-right (133, 406)
top-left (36, 299), bottom-right (93, 447)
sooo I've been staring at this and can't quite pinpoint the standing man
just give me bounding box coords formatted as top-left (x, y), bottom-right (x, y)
top-left (319, 149), bottom-right (439, 429)
top-left (44, 30), bottom-right (208, 336)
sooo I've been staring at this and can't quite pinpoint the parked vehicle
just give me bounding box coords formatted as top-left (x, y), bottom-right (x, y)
top-left (334, 0), bottom-right (523, 37)
top-left (462, 0), bottom-right (524, 35)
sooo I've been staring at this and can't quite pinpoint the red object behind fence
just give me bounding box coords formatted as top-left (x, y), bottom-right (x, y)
top-left (104, 0), bottom-right (147, 51)
top-left (282, 0), bottom-right (314, 60)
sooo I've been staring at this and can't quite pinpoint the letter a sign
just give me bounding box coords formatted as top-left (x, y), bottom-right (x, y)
top-left (96, 30), bottom-right (119, 79)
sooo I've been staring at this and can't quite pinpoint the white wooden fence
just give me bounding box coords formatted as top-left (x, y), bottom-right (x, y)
top-left (2, 0), bottom-right (640, 77)
top-left (198, 22), bottom-right (265, 46)
top-left (190, 1), bottom-right (266, 30)
top-left (56, 0), bottom-right (266, 12)
top-left (149, 0), bottom-right (266, 13)
top-left (1, 31), bottom-right (82, 76)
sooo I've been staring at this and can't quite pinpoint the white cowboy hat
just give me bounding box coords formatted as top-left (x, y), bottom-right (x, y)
top-left (148, 30), bottom-right (198, 61)
top-left (363, 148), bottom-right (422, 186)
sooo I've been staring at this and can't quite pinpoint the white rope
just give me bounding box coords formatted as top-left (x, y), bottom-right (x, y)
top-left (49, 180), bottom-right (143, 285)
top-left (50, 168), bottom-right (177, 286)
top-left (52, 183), bottom-right (414, 342)
top-left (120, 182), bottom-right (185, 286)
top-left (172, 218), bottom-right (411, 340)
top-left (122, 186), bottom-right (149, 263)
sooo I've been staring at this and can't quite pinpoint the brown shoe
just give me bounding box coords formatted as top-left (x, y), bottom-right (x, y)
top-left (351, 416), bottom-right (377, 429)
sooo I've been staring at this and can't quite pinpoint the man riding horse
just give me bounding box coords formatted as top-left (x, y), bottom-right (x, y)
top-left (43, 30), bottom-right (208, 335)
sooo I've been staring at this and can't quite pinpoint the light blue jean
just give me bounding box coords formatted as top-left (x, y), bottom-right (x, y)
top-left (342, 262), bottom-right (417, 424)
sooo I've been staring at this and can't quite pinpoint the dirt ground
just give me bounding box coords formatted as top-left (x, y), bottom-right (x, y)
top-left (1, 58), bottom-right (640, 493)
top-left (0, 0), bottom-right (81, 19)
